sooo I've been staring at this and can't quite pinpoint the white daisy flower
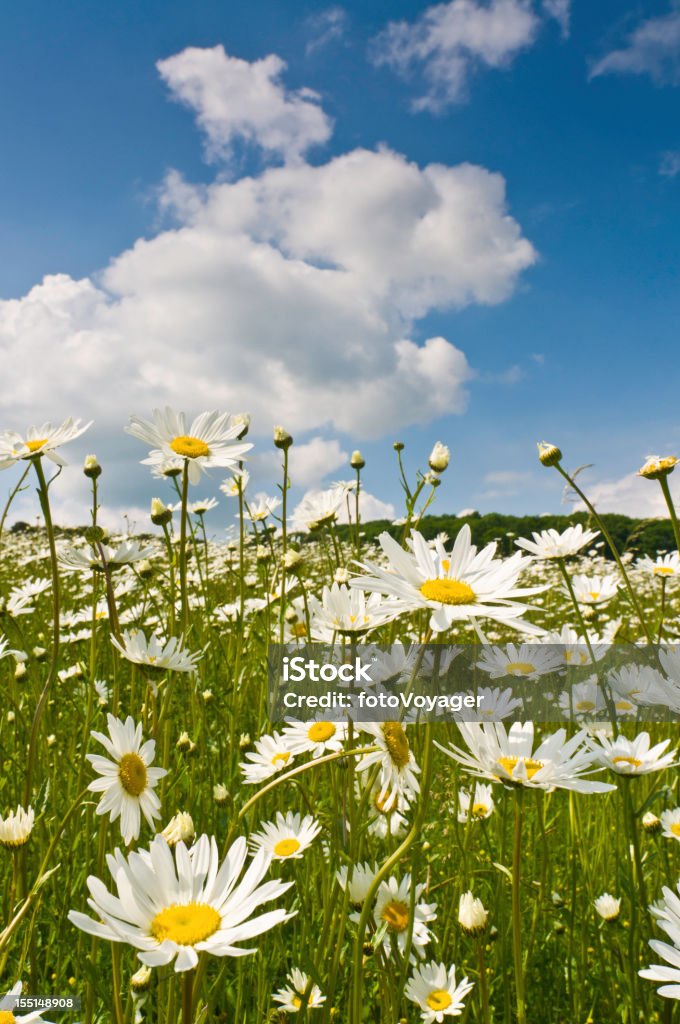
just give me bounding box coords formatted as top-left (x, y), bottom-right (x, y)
top-left (111, 629), bottom-right (201, 675)
top-left (245, 494), bottom-right (281, 522)
top-left (282, 719), bottom-right (347, 758)
top-left (310, 583), bottom-right (399, 638)
top-left (0, 418), bottom-right (91, 471)
top-left (374, 874), bottom-right (437, 961)
top-left (640, 880), bottom-right (680, 998)
top-left (336, 862), bottom-right (379, 906)
top-left (240, 733), bottom-right (294, 785)
top-left (356, 722), bottom-right (421, 811)
top-left (220, 470), bottom-right (250, 497)
top-left (249, 811), bottom-right (322, 861)
top-left (290, 487), bottom-right (347, 533)
top-left (126, 407), bottom-right (252, 485)
top-left (558, 678), bottom-right (607, 720)
top-left (68, 834), bottom-right (294, 972)
top-left (637, 552), bottom-right (680, 579)
top-left (1, 981), bottom-right (56, 1022)
top-left (536, 625), bottom-right (609, 665)
top-left (594, 893), bottom-right (621, 922)
top-left (660, 809), bottom-right (680, 841)
top-left (58, 540), bottom-right (156, 574)
top-left (515, 524), bottom-right (599, 560)
top-left (439, 721), bottom-right (616, 793)
top-left (87, 714), bottom-right (167, 845)
top-left (351, 527), bottom-right (546, 635)
top-left (476, 642), bottom-right (565, 681)
top-left (273, 968), bottom-right (326, 1012)
top-left (570, 573), bottom-right (619, 606)
top-left (0, 806), bottom-right (35, 848)
top-left (458, 892), bottom-right (488, 935)
top-left (457, 783), bottom-right (494, 822)
top-left (405, 961), bottom-right (473, 1022)
top-left (467, 686), bottom-right (524, 722)
top-left (588, 731), bottom-right (677, 776)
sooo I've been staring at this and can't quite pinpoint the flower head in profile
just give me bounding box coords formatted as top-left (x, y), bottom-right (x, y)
top-left (0, 806), bottom-right (35, 848)
top-left (87, 714), bottom-right (167, 844)
top-left (439, 721), bottom-right (616, 793)
top-left (1, 981), bottom-right (56, 1022)
top-left (290, 487), bottom-right (347, 532)
top-left (357, 721), bottom-right (421, 811)
top-left (594, 893), bottom-right (621, 922)
top-left (240, 732), bottom-right (294, 785)
top-left (310, 583), bottom-right (399, 638)
top-left (588, 731), bottom-right (676, 776)
top-left (0, 418), bottom-right (91, 471)
top-left (68, 834), bottom-right (294, 972)
top-left (249, 811), bottom-right (322, 861)
top-left (273, 968), bottom-right (325, 1013)
top-left (457, 783), bottom-right (494, 822)
top-left (638, 455), bottom-right (678, 480)
top-left (126, 407), bottom-right (252, 485)
top-left (111, 630), bottom-right (201, 677)
top-left (515, 524), bottom-right (599, 560)
top-left (352, 527), bottom-right (545, 635)
top-left (639, 880), bottom-right (680, 998)
top-left (406, 960), bottom-right (473, 1022)
top-left (58, 540), bottom-right (156, 574)
top-left (637, 552), bottom-right (680, 579)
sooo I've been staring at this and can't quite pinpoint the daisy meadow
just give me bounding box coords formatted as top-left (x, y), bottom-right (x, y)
top-left (87, 714), bottom-right (166, 844)
top-left (126, 407), bottom-right (252, 485)
top-left (68, 834), bottom-right (294, 971)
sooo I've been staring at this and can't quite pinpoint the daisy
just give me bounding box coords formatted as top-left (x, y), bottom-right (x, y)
top-left (87, 714), bottom-right (167, 845)
top-left (476, 642), bottom-right (565, 681)
top-left (439, 721), bottom-right (616, 793)
top-left (458, 892), bottom-right (488, 935)
top-left (126, 407), bottom-right (252, 485)
top-left (366, 783), bottom-right (411, 839)
top-left (660, 809), bottom-right (680, 841)
top-left (0, 806), bottom-right (34, 848)
top-left (466, 686), bottom-right (524, 722)
top-left (638, 454), bottom-right (678, 480)
top-left (249, 812), bottom-right (321, 861)
top-left (0, 634), bottom-right (21, 661)
top-left (405, 961), bottom-right (473, 1022)
top-left (240, 733), bottom-right (295, 785)
top-left (457, 783), bottom-right (494, 822)
top-left (310, 584), bottom-right (398, 638)
top-left (594, 893), bottom-right (621, 922)
top-left (640, 881), bottom-right (680, 998)
top-left (273, 969), bottom-right (326, 1013)
top-left (637, 552), bottom-right (680, 579)
top-left (0, 418), bottom-right (91, 471)
top-left (336, 862), bottom-right (378, 906)
top-left (536, 625), bottom-right (609, 665)
top-left (111, 629), bottom-right (201, 675)
top-left (588, 731), bottom-right (677, 776)
top-left (68, 834), bottom-right (294, 972)
top-left (374, 874), bottom-right (436, 960)
top-left (0, 982), bottom-right (56, 1023)
top-left (58, 540), bottom-right (156, 574)
top-left (558, 678), bottom-right (606, 720)
top-left (351, 527), bottom-right (546, 635)
top-left (282, 719), bottom-right (347, 758)
top-left (356, 722), bottom-right (421, 811)
top-left (290, 487), bottom-right (347, 533)
top-left (608, 664), bottom-right (669, 712)
top-left (570, 573), bottom-right (619, 606)
top-left (220, 470), bottom-right (250, 497)
top-left (515, 524), bottom-right (599, 559)
top-left (245, 494), bottom-right (281, 522)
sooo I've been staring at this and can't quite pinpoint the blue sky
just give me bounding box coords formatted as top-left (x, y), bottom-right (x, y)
top-left (1, 0), bottom-right (680, 528)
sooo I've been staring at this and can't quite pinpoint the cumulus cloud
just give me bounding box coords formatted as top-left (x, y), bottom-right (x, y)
top-left (590, 4), bottom-right (680, 84)
top-left (573, 472), bottom-right (680, 519)
top-left (0, 46), bottom-right (536, 522)
top-left (251, 437), bottom-right (348, 487)
top-left (371, 0), bottom-right (541, 111)
top-left (157, 45), bottom-right (332, 163)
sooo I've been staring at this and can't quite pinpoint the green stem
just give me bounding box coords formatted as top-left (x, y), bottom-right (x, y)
top-left (179, 460), bottom-right (190, 635)
top-left (182, 969), bottom-right (194, 1023)
top-left (658, 474), bottom-right (680, 555)
top-left (512, 789), bottom-right (526, 1024)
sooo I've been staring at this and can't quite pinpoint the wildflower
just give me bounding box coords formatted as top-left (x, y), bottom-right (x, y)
top-left (58, 540), bottom-right (156, 574)
top-left (273, 969), bottom-right (325, 1012)
top-left (0, 418), bottom-right (91, 470)
top-left (240, 733), bottom-right (294, 785)
top-left (130, 966), bottom-right (153, 993)
top-left (428, 442), bottom-right (450, 473)
top-left (0, 981), bottom-right (56, 1022)
top-left (336, 862), bottom-right (378, 906)
top-left (150, 498), bottom-right (172, 526)
top-left (273, 426), bottom-right (293, 451)
top-left (458, 892), bottom-right (488, 936)
top-left (643, 811), bottom-right (662, 833)
top-left (161, 812), bottom-right (195, 847)
top-left (537, 442), bottom-right (562, 467)
top-left (515, 524), bottom-right (599, 559)
top-left (310, 583), bottom-right (398, 638)
top-left (350, 450), bottom-right (365, 469)
top-left (569, 573), bottom-right (620, 606)
top-left (249, 812), bottom-right (322, 861)
top-left (640, 880), bottom-right (680, 998)
top-left (405, 960), bottom-right (473, 1022)
top-left (356, 722), bottom-right (421, 810)
top-left (594, 894), bottom-right (621, 921)
top-left (282, 719), bottom-right (347, 758)
top-left (374, 874), bottom-right (437, 960)
top-left (457, 783), bottom-right (494, 822)
top-left (68, 834), bottom-right (294, 972)
top-left (290, 487), bottom-right (347, 532)
top-left (83, 454), bottom-right (102, 479)
top-left (0, 806), bottom-right (35, 848)
top-left (637, 552), bottom-right (680, 579)
top-left (638, 455), bottom-right (678, 480)
top-left (87, 714), bottom-right (166, 845)
top-left (213, 784), bottom-right (229, 805)
top-left (588, 731), bottom-right (676, 776)
top-left (111, 630), bottom-right (201, 676)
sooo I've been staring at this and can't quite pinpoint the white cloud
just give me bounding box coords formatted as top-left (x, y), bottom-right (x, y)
top-left (371, 0), bottom-right (540, 111)
top-left (0, 46), bottom-right (536, 529)
top-left (252, 437), bottom-right (348, 487)
top-left (305, 7), bottom-right (348, 56)
top-left (660, 150), bottom-right (680, 177)
top-left (295, 487), bottom-right (395, 524)
top-left (157, 45), bottom-right (332, 163)
top-left (541, 0), bottom-right (570, 37)
top-left (573, 472), bottom-right (680, 518)
top-left (590, 5), bottom-right (680, 84)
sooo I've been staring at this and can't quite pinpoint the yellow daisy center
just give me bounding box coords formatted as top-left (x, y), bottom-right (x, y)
top-left (150, 902), bottom-right (221, 945)
top-left (420, 578), bottom-right (476, 605)
top-left (291, 622), bottom-right (307, 638)
top-left (24, 438), bottom-right (48, 453)
top-left (671, 823), bottom-right (680, 837)
top-left (170, 435), bottom-right (210, 459)
top-left (654, 566), bottom-right (675, 576)
top-left (307, 721), bottom-right (336, 743)
top-left (271, 751), bottom-right (291, 767)
top-left (615, 701), bottom-right (634, 713)
top-left (472, 802), bottom-right (489, 818)
top-left (382, 722), bottom-right (410, 768)
top-left (118, 752), bottom-right (148, 796)
top-left (273, 837), bottom-right (301, 857)
top-left (381, 899), bottom-right (410, 932)
top-left (575, 700), bottom-right (596, 712)
top-left (292, 996), bottom-right (302, 1009)
top-left (612, 756), bottom-right (642, 768)
top-left (497, 755), bottom-right (544, 780)
top-left (374, 790), bottom-right (392, 814)
top-left (0, 1012), bottom-right (16, 1024)
top-left (426, 990), bottom-right (453, 1012)
top-left (588, 591), bottom-right (600, 601)
top-left (505, 661), bottom-right (536, 676)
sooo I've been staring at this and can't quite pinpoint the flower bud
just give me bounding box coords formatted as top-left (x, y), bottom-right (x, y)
top-left (130, 966), bottom-right (153, 993)
top-left (351, 450), bottom-right (366, 470)
top-left (594, 893), bottom-right (621, 922)
top-left (161, 811), bottom-right (195, 847)
top-left (150, 498), bottom-right (172, 527)
top-left (136, 559), bottom-right (153, 579)
top-left (284, 549), bottom-right (303, 571)
top-left (642, 811), bottom-right (662, 833)
top-left (334, 567), bottom-right (350, 584)
top-left (176, 731), bottom-right (192, 752)
top-left (424, 471), bottom-right (441, 487)
top-left (428, 441), bottom-right (450, 473)
top-left (393, 441), bottom-right (405, 452)
top-left (638, 455), bottom-right (678, 480)
top-left (213, 783), bottom-right (230, 805)
top-left (83, 454), bottom-right (102, 479)
top-left (537, 441), bottom-right (563, 467)
top-left (458, 891), bottom-right (488, 936)
top-left (234, 413), bottom-right (251, 439)
top-left (273, 425), bottom-right (293, 450)
top-left (14, 662), bottom-right (27, 681)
